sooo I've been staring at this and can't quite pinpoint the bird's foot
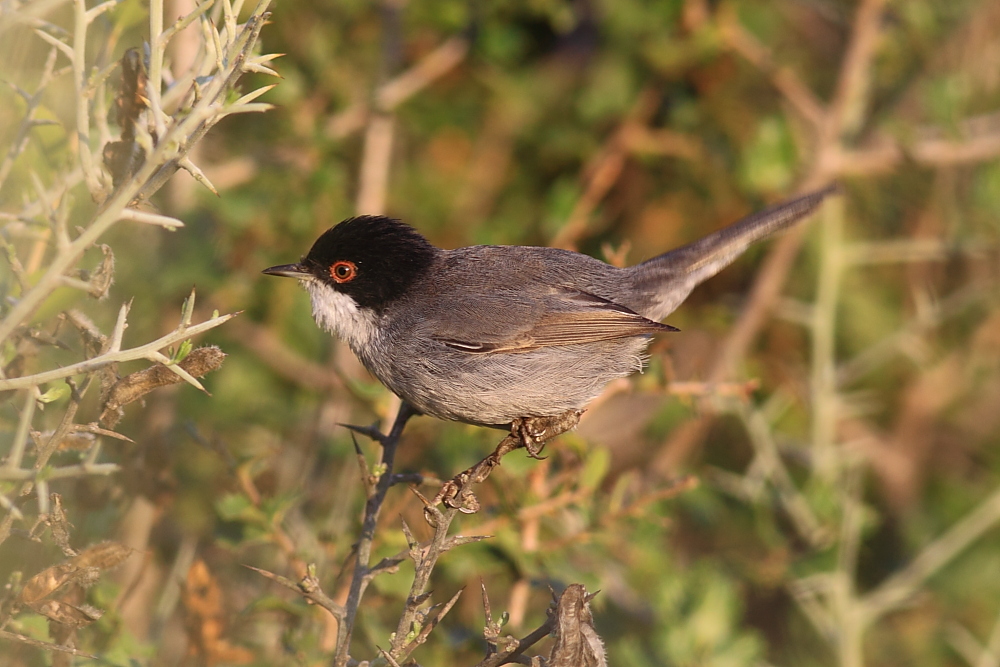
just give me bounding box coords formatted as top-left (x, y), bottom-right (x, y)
top-left (515, 411), bottom-right (583, 459)
top-left (428, 410), bottom-right (583, 518)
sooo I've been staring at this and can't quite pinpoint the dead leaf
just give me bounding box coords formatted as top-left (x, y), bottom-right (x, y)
top-left (84, 245), bottom-right (115, 299)
top-left (72, 541), bottom-right (133, 570)
top-left (19, 542), bottom-right (133, 628)
top-left (100, 346), bottom-right (226, 427)
top-left (115, 48), bottom-right (148, 138)
top-left (183, 559), bottom-right (254, 665)
top-left (20, 542), bottom-right (132, 605)
top-left (35, 599), bottom-right (103, 627)
top-left (45, 494), bottom-right (76, 557)
top-left (103, 48), bottom-right (149, 188)
top-left (548, 584), bottom-right (606, 667)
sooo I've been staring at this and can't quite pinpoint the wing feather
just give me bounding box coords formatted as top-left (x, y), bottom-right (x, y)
top-left (435, 289), bottom-right (677, 354)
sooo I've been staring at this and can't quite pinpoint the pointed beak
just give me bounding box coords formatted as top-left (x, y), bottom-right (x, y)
top-left (262, 263), bottom-right (312, 279)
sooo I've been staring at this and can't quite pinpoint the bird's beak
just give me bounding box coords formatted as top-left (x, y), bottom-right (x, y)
top-left (262, 263), bottom-right (312, 279)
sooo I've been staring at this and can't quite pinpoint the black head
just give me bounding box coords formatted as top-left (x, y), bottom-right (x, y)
top-left (264, 216), bottom-right (438, 312)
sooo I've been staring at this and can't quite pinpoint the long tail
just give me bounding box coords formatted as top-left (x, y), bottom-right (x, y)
top-left (628, 184), bottom-right (837, 321)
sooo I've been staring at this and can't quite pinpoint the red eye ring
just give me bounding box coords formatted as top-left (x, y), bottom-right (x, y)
top-left (330, 260), bottom-right (357, 283)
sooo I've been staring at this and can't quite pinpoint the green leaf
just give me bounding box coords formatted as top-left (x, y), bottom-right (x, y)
top-left (170, 339), bottom-right (193, 364)
top-left (216, 492), bottom-right (266, 524)
top-left (37, 384), bottom-right (70, 404)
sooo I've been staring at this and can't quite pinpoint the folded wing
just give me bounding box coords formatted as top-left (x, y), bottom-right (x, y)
top-left (433, 288), bottom-right (676, 354)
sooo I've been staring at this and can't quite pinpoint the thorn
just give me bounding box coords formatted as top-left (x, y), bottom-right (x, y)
top-left (377, 647), bottom-right (403, 667)
top-left (338, 421), bottom-right (388, 444)
top-left (400, 517), bottom-right (417, 549)
top-left (179, 157), bottom-right (220, 196)
top-left (409, 485), bottom-right (433, 508)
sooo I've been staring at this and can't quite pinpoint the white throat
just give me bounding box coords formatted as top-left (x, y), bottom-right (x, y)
top-left (304, 280), bottom-right (378, 352)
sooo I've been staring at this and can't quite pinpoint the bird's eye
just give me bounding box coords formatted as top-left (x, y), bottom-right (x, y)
top-left (330, 260), bottom-right (357, 283)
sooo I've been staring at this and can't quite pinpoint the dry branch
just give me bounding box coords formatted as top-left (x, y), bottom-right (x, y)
top-left (99, 345), bottom-right (226, 426)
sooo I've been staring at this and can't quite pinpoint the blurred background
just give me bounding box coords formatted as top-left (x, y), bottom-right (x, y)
top-left (3, 0), bottom-right (1000, 665)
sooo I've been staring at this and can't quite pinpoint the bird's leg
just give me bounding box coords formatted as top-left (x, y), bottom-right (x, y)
top-left (429, 432), bottom-right (519, 515)
top-left (430, 410), bottom-right (583, 516)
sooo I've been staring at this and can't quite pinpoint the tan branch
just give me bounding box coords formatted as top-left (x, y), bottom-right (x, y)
top-left (718, 8), bottom-right (825, 128)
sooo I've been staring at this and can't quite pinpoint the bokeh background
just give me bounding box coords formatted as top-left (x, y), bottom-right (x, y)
top-left (3, 0), bottom-right (1000, 665)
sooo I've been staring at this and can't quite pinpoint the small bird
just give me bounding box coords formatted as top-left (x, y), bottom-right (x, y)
top-left (264, 186), bottom-right (834, 442)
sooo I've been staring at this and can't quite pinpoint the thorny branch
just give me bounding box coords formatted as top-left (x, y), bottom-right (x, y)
top-left (697, 2), bottom-right (1000, 664)
top-left (334, 402), bottom-right (417, 666)
top-left (0, 48), bottom-right (61, 193)
top-left (0, 0), bottom-right (275, 559)
top-left (477, 581), bottom-right (550, 667)
top-left (245, 564), bottom-right (345, 621)
top-left (475, 583), bottom-right (607, 667)
top-left (0, 307), bottom-right (235, 393)
top-left (328, 399), bottom-right (610, 665)
top-left (2, 1), bottom-right (993, 664)
top-left (0, 0), bottom-right (275, 345)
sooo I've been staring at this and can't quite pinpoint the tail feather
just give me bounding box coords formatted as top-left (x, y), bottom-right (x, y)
top-left (629, 185), bottom-right (837, 320)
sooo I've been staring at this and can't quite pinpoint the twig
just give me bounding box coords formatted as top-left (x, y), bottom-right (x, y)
top-left (717, 8), bottom-right (824, 128)
top-left (0, 48), bottom-right (60, 193)
top-left (397, 586), bottom-right (464, 658)
top-left (550, 87), bottom-right (661, 250)
top-left (975, 603), bottom-right (1000, 667)
top-left (836, 282), bottom-right (987, 388)
top-left (376, 35), bottom-right (469, 110)
top-left (0, 462), bottom-right (120, 482)
top-left (0, 2), bottom-right (273, 344)
top-left (134, 7), bottom-right (273, 202)
top-left (325, 34), bottom-right (471, 139)
top-left (823, 0), bottom-right (889, 141)
top-left (810, 194), bottom-right (845, 482)
top-left (832, 464), bottom-right (866, 667)
top-left (708, 0), bottom-right (888, 383)
top-left (831, 129), bottom-right (1000, 175)
top-left (3, 389), bottom-right (37, 473)
top-left (666, 380), bottom-right (759, 398)
top-left (387, 505), bottom-right (468, 661)
top-left (0, 0), bottom-right (72, 36)
top-left (334, 401), bottom-right (417, 667)
top-left (844, 238), bottom-right (992, 265)
top-left (0, 309), bottom-right (236, 392)
top-left (354, 0), bottom-right (403, 216)
top-left (0, 375), bottom-right (92, 546)
top-left (0, 629), bottom-right (99, 659)
top-left (355, 113), bottom-right (395, 214)
top-left (72, 0), bottom-right (101, 195)
top-left (366, 532), bottom-right (487, 583)
top-left (0, 0), bottom-right (273, 556)
top-left (859, 484), bottom-right (1000, 623)
top-left (147, 0), bottom-right (167, 139)
top-left (245, 564), bottom-right (345, 620)
top-left (474, 617), bottom-right (556, 667)
top-left (787, 481), bottom-right (1000, 665)
top-left (730, 397), bottom-right (829, 548)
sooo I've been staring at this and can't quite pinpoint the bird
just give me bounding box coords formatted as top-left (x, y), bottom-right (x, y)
top-left (264, 186), bottom-right (834, 449)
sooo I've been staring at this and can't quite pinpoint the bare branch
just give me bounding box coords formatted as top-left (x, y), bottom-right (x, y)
top-left (0, 629), bottom-right (99, 659)
top-left (0, 308), bottom-right (236, 392)
top-left (244, 564), bottom-right (345, 620)
top-left (718, 8), bottom-right (824, 128)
